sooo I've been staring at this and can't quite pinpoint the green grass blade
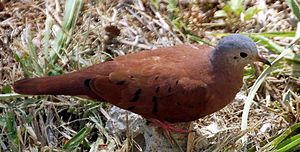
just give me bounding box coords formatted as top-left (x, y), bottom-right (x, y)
top-left (0, 93), bottom-right (32, 99)
top-left (2, 85), bottom-right (12, 94)
top-left (277, 134), bottom-right (300, 151)
top-left (14, 53), bottom-right (31, 77)
top-left (288, 22), bottom-right (300, 48)
top-left (25, 27), bottom-right (44, 76)
top-left (241, 47), bottom-right (293, 146)
top-left (229, 0), bottom-right (245, 16)
top-left (287, 0), bottom-right (300, 21)
top-left (167, 0), bottom-right (179, 19)
top-left (63, 126), bottom-right (92, 151)
top-left (50, 0), bottom-right (83, 65)
top-left (243, 6), bottom-right (261, 21)
top-left (4, 111), bottom-right (18, 151)
top-left (150, 0), bottom-right (160, 10)
top-left (284, 49), bottom-right (300, 63)
top-left (43, 9), bottom-right (53, 62)
top-left (250, 34), bottom-right (300, 62)
top-left (260, 122), bottom-right (300, 151)
top-left (257, 31), bottom-right (295, 38)
top-left (211, 32), bottom-right (295, 38)
top-left (187, 33), bottom-right (213, 46)
top-left (249, 34), bottom-right (285, 54)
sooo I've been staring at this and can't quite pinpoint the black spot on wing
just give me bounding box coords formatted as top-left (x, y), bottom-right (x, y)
top-left (135, 89), bottom-right (142, 95)
top-left (152, 96), bottom-right (157, 102)
top-left (129, 95), bottom-right (140, 102)
top-left (116, 80), bottom-right (126, 85)
top-left (151, 96), bottom-right (158, 114)
top-left (129, 89), bottom-right (142, 102)
top-left (152, 102), bottom-right (158, 114)
top-left (168, 87), bottom-right (172, 93)
top-left (84, 79), bottom-right (92, 89)
top-left (155, 87), bottom-right (160, 93)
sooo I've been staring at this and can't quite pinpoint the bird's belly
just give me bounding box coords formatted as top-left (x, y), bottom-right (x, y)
top-left (138, 85), bottom-right (240, 123)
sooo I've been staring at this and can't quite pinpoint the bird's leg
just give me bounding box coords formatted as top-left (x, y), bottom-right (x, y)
top-left (147, 118), bottom-right (191, 144)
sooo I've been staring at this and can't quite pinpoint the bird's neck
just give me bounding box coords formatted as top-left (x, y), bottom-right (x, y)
top-left (209, 49), bottom-right (245, 84)
top-left (204, 49), bottom-right (245, 114)
top-left (210, 49), bottom-right (245, 74)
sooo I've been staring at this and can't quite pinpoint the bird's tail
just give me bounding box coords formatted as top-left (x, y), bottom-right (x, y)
top-left (13, 73), bottom-right (97, 98)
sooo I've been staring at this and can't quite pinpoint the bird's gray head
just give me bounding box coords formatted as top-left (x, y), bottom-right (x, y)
top-left (214, 34), bottom-right (270, 67)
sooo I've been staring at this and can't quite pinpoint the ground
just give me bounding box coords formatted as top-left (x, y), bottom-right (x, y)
top-left (0, 0), bottom-right (300, 151)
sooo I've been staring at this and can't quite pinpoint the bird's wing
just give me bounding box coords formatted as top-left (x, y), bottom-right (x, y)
top-left (84, 53), bottom-right (209, 117)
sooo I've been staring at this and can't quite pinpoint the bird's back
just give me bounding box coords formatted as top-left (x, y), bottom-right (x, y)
top-left (81, 44), bottom-right (216, 122)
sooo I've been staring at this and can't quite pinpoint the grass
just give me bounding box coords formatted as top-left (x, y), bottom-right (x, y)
top-left (0, 0), bottom-right (300, 151)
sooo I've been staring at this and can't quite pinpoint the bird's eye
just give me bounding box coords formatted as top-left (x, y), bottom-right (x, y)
top-left (240, 52), bottom-right (248, 58)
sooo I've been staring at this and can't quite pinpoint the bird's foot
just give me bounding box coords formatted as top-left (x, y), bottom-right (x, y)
top-left (147, 118), bottom-right (191, 144)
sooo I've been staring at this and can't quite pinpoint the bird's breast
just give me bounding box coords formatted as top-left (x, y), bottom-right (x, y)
top-left (203, 69), bottom-right (243, 115)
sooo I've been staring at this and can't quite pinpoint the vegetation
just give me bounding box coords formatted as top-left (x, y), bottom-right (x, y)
top-left (0, 0), bottom-right (300, 151)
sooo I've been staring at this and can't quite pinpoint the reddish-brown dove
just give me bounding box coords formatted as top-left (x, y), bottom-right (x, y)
top-left (13, 34), bottom-right (270, 123)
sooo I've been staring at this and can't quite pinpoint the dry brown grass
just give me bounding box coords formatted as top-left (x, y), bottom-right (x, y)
top-left (0, 0), bottom-right (299, 151)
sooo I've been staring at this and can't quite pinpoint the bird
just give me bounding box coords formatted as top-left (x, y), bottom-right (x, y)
top-left (13, 34), bottom-right (270, 136)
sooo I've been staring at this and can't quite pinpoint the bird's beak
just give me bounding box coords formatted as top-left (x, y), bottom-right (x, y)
top-left (256, 54), bottom-right (271, 66)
